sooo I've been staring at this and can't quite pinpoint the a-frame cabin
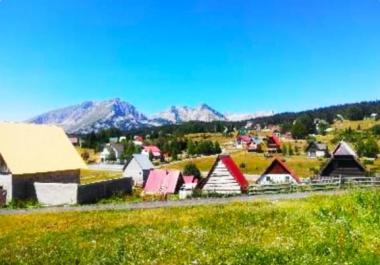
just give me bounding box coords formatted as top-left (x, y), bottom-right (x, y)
top-left (319, 141), bottom-right (366, 177)
top-left (257, 158), bottom-right (300, 185)
top-left (200, 155), bottom-right (248, 194)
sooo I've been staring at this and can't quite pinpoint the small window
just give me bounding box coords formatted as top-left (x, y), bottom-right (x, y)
top-left (285, 176), bottom-right (290, 182)
top-left (266, 176), bottom-right (271, 181)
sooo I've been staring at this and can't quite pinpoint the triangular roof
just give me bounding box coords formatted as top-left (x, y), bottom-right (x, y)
top-left (332, 141), bottom-right (357, 157)
top-left (144, 169), bottom-right (182, 194)
top-left (305, 141), bottom-right (328, 152)
top-left (319, 155), bottom-right (366, 176)
top-left (268, 135), bottom-right (281, 147)
top-left (0, 123), bottom-right (87, 175)
top-left (202, 155), bottom-right (248, 190)
top-left (123, 154), bottom-right (154, 171)
top-left (258, 158), bottom-right (300, 183)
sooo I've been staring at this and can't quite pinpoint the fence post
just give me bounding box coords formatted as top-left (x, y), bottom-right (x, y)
top-left (339, 175), bottom-right (342, 190)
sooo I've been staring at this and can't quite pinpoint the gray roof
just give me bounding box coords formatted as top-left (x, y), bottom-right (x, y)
top-left (129, 154), bottom-right (154, 170)
top-left (306, 141), bottom-right (328, 151)
top-left (333, 141), bottom-right (357, 157)
top-left (109, 143), bottom-right (125, 155)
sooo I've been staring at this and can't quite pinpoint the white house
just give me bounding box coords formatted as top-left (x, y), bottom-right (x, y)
top-left (256, 158), bottom-right (300, 185)
top-left (142, 145), bottom-right (161, 158)
top-left (100, 143), bottom-right (125, 163)
top-left (123, 154), bottom-right (154, 186)
top-left (305, 141), bottom-right (329, 158)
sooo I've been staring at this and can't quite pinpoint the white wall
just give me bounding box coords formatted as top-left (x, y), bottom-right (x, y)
top-left (258, 174), bottom-right (297, 185)
top-left (308, 151), bottom-right (326, 158)
top-left (123, 159), bottom-right (144, 186)
top-left (0, 174), bottom-right (13, 203)
top-left (34, 182), bottom-right (78, 206)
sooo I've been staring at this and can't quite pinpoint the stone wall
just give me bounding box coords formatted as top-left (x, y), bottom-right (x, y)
top-left (13, 170), bottom-right (80, 200)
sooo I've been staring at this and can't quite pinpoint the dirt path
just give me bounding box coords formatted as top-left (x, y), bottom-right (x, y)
top-left (0, 191), bottom-right (343, 216)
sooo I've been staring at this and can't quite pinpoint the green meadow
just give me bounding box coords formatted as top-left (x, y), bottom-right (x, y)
top-left (0, 190), bottom-right (380, 264)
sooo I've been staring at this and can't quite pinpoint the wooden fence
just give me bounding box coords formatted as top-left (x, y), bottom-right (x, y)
top-left (248, 176), bottom-right (380, 196)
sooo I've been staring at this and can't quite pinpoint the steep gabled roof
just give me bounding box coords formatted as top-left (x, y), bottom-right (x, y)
top-left (268, 135), bottom-right (281, 147)
top-left (332, 141), bottom-right (357, 157)
top-left (201, 155), bottom-right (248, 190)
top-left (0, 123), bottom-right (87, 175)
top-left (123, 154), bottom-right (154, 171)
top-left (144, 169), bottom-right (183, 194)
top-left (306, 141), bottom-right (328, 152)
top-left (258, 158), bottom-right (300, 183)
top-left (319, 155), bottom-right (366, 177)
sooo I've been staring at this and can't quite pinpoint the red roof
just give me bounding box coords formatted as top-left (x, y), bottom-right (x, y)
top-left (183, 175), bottom-right (198, 185)
top-left (261, 158), bottom-right (300, 183)
top-left (238, 135), bottom-right (252, 144)
top-left (204, 155), bottom-right (248, 190)
top-left (268, 135), bottom-right (281, 147)
top-left (144, 169), bottom-right (182, 194)
top-left (134, 135), bottom-right (144, 141)
top-left (143, 145), bottom-right (161, 153)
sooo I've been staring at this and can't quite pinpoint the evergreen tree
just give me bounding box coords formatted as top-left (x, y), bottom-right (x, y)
top-left (213, 141), bottom-right (222, 154)
top-left (183, 163), bottom-right (201, 179)
top-left (187, 140), bottom-right (196, 156)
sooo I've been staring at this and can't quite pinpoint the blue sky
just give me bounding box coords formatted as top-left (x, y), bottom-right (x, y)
top-left (0, 0), bottom-right (380, 120)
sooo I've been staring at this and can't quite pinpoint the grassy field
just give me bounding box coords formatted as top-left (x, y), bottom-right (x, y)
top-left (0, 190), bottom-right (380, 264)
top-left (332, 119), bottom-right (380, 130)
top-left (80, 169), bottom-right (123, 184)
top-left (163, 151), bottom-right (324, 178)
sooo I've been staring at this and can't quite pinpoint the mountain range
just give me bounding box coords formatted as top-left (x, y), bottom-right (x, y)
top-left (28, 98), bottom-right (273, 133)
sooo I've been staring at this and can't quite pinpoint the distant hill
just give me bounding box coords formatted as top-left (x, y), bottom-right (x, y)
top-left (28, 99), bottom-right (271, 133)
top-left (249, 100), bottom-right (380, 126)
top-left (125, 100), bottom-right (380, 137)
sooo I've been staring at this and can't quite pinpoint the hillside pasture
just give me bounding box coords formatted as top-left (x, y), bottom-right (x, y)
top-left (163, 151), bottom-right (324, 178)
top-left (332, 119), bottom-right (380, 131)
top-left (0, 190), bottom-right (379, 264)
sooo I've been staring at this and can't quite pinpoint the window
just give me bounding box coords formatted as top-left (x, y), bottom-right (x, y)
top-left (285, 176), bottom-right (290, 182)
top-left (266, 176), bottom-right (271, 181)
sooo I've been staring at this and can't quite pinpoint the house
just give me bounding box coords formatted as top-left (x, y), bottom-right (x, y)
top-left (133, 135), bottom-right (144, 146)
top-left (319, 141), bottom-right (366, 177)
top-left (123, 154), bottom-right (154, 186)
top-left (248, 137), bottom-right (263, 152)
top-left (0, 123), bottom-right (87, 203)
top-left (144, 169), bottom-right (183, 195)
top-left (100, 143), bottom-right (125, 163)
top-left (68, 136), bottom-right (80, 146)
top-left (257, 158), bottom-right (300, 185)
top-left (305, 141), bottom-right (329, 158)
top-left (183, 175), bottom-right (198, 190)
top-left (199, 155), bottom-right (249, 194)
top-left (142, 145), bottom-right (161, 158)
top-left (236, 135), bottom-right (252, 149)
top-left (267, 135), bottom-right (281, 153)
top-left (179, 175), bottom-right (199, 199)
